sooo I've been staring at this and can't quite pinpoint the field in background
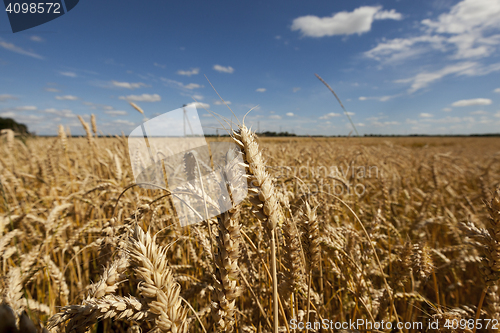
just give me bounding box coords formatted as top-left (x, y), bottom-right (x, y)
top-left (1, 130), bottom-right (500, 332)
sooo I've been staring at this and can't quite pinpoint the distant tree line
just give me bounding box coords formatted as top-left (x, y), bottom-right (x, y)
top-left (364, 133), bottom-right (500, 137)
top-left (258, 131), bottom-right (297, 137)
top-left (0, 117), bottom-right (30, 134)
top-left (206, 132), bottom-right (500, 138)
top-left (3, 118), bottom-right (495, 137)
top-left (205, 131), bottom-right (297, 137)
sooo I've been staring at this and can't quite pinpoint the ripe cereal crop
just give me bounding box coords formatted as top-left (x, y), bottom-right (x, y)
top-left (0, 118), bottom-right (500, 333)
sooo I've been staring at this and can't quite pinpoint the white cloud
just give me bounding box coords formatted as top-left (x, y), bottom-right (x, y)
top-left (45, 88), bottom-right (60, 92)
top-left (368, 118), bottom-right (400, 127)
top-left (494, 88), bottom-right (500, 93)
top-left (445, 33), bottom-right (495, 59)
top-left (44, 108), bottom-right (74, 118)
top-left (214, 100), bottom-right (231, 105)
top-left (395, 61), bottom-right (490, 93)
top-left (213, 65), bottom-right (234, 73)
top-left (292, 87), bottom-right (301, 93)
top-left (422, 116), bottom-right (464, 124)
top-left (186, 102), bottom-right (210, 109)
top-left (421, 0), bottom-right (500, 35)
top-left (111, 81), bottom-right (147, 89)
top-left (275, 35), bottom-right (282, 40)
top-left (16, 106), bottom-right (37, 111)
top-left (269, 115), bottom-right (282, 120)
top-left (0, 112), bottom-right (15, 117)
top-left (0, 39), bottom-right (43, 59)
top-left (82, 102), bottom-right (115, 110)
top-left (55, 95), bottom-right (78, 100)
top-left (113, 119), bottom-right (135, 126)
top-left (183, 83), bottom-right (201, 90)
top-left (105, 110), bottom-right (128, 116)
top-left (319, 112), bottom-right (341, 119)
top-left (442, 107), bottom-right (452, 112)
top-left (384, 121), bottom-right (400, 126)
top-left (365, 35), bottom-right (446, 63)
top-left (154, 63), bottom-right (166, 69)
top-left (119, 94), bottom-right (161, 102)
top-left (0, 105), bottom-right (37, 113)
top-left (358, 95), bottom-right (397, 102)
top-left (286, 112), bottom-right (295, 117)
top-left (471, 110), bottom-right (488, 115)
top-left (256, 88), bottom-right (266, 93)
top-left (379, 96), bottom-right (395, 102)
top-left (346, 112), bottom-right (355, 116)
top-left (366, 0), bottom-right (500, 63)
top-left (451, 98), bottom-right (492, 107)
top-left (291, 6), bottom-right (402, 37)
top-left (373, 9), bottom-right (403, 20)
top-left (495, 111), bottom-right (500, 118)
top-left (161, 78), bottom-right (203, 91)
top-left (30, 36), bottom-right (44, 42)
top-left (419, 113), bottom-right (434, 118)
top-left (59, 71), bottom-right (77, 78)
top-left (0, 94), bottom-right (17, 102)
top-left (177, 68), bottom-right (200, 76)
top-left (26, 115), bottom-right (44, 120)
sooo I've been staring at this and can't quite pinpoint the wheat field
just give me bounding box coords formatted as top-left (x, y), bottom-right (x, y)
top-left (0, 119), bottom-right (500, 333)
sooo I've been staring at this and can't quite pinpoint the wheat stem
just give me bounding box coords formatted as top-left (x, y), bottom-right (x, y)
top-left (473, 287), bottom-right (488, 333)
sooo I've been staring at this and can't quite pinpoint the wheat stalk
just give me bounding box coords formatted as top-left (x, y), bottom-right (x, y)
top-left (232, 124), bottom-right (281, 333)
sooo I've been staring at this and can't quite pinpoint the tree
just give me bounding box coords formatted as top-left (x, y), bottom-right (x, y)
top-left (0, 117), bottom-right (30, 134)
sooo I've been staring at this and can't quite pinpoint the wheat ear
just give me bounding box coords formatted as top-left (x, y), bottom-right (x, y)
top-left (232, 124), bottom-right (281, 333)
top-left (211, 160), bottom-right (244, 332)
top-left (58, 125), bottom-right (67, 152)
top-left (1, 267), bottom-right (24, 316)
top-left (90, 114), bottom-right (97, 136)
top-left (301, 201), bottom-right (319, 326)
top-left (87, 254), bottom-right (128, 299)
top-left (460, 188), bottom-right (500, 333)
top-left (211, 203), bottom-right (242, 332)
top-left (47, 295), bottom-right (149, 333)
top-left (127, 224), bottom-right (189, 333)
top-left (411, 243), bottom-right (434, 281)
top-left (487, 284), bottom-right (500, 328)
top-left (77, 116), bottom-right (92, 147)
top-left (279, 216), bottom-right (303, 299)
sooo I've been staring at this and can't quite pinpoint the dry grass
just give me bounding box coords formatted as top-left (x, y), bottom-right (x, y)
top-left (0, 124), bottom-right (500, 332)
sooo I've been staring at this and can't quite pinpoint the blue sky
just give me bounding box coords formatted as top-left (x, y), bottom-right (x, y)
top-left (1, 0), bottom-right (500, 135)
